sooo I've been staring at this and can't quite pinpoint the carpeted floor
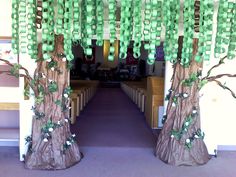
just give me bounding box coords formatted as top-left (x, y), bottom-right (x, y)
top-left (71, 88), bottom-right (156, 148)
top-left (1, 88), bottom-right (236, 177)
top-left (1, 146), bottom-right (236, 177)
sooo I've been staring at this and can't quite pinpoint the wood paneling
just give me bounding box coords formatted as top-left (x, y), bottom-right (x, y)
top-left (0, 103), bottom-right (19, 110)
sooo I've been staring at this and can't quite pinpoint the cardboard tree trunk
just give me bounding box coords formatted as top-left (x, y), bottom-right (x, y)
top-left (155, 39), bottom-right (210, 166)
top-left (24, 35), bottom-right (82, 169)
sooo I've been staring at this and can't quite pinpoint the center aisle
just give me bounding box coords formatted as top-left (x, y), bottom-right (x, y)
top-left (71, 87), bottom-right (156, 148)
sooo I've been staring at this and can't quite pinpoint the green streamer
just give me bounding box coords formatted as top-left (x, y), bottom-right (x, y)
top-left (42, 0), bottom-right (54, 60)
top-left (147, 0), bottom-right (163, 65)
top-left (163, 0), bottom-right (180, 63)
top-left (55, 0), bottom-right (64, 34)
top-left (215, 1), bottom-right (234, 58)
top-left (181, 0), bottom-right (195, 66)
top-left (27, 0), bottom-right (37, 59)
top-left (11, 0), bottom-right (19, 54)
top-left (81, 0), bottom-right (93, 58)
top-left (19, 0), bottom-right (27, 53)
top-left (196, 0), bottom-right (214, 62)
top-left (227, 2), bottom-right (236, 60)
top-left (96, 0), bottom-right (104, 46)
top-left (64, 0), bottom-right (74, 61)
top-left (119, 0), bottom-right (132, 59)
top-left (132, 0), bottom-right (142, 59)
top-left (72, 0), bottom-right (81, 42)
top-left (108, 0), bottom-right (116, 61)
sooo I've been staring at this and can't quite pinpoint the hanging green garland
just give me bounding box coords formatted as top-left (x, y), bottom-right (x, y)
top-left (12, 0), bottom-right (236, 66)
top-left (72, 0), bottom-right (81, 42)
top-left (195, 0), bottom-right (214, 62)
top-left (143, 1), bottom-right (151, 51)
top-left (42, 0), bottom-right (54, 60)
top-left (27, 0), bottom-right (37, 59)
top-left (19, 0), bottom-right (27, 54)
top-left (215, 1), bottom-right (234, 58)
top-left (91, 0), bottom-right (96, 36)
top-left (11, 0), bottom-right (19, 54)
top-left (55, 0), bottom-right (64, 35)
top-left (108, 0), bottom-right (116, 61)
top-left (63, 0), bottom-right (74, 61)
top-left (119, 0), bottom-right (132, 59)
top-left (81, 0), bottom-right (93, 58)
top-left (181, 0), bottom-right (195, 66)
top-left (147, 0), bottom-right (163, 65)
top-left (132, 0), bottom-right (142, 59)
top-left (96, 0), bottom-right (104, 46)
top-left (163, 0), bottom-right (180, 63)
top-left (227, 2), bottom-right (236, 60)
top-left (80, 0), bottom-right (87, 50)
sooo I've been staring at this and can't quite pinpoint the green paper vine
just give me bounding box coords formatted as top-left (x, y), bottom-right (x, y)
top-left (171, 108), bottom-right (198, 140)
top-left (185, 129), bottom-right (205, 149)
top-left (182, 73), bottom-right (200, 87)
top-left (54, 99), bottom-right (62, 106)
top-left (41, 120), bottom-right (64, 142)
top-left (35, 92), bottom-right (44, 105)
top-left (62, 134), bottom-right (76, 153)
top-left (48, 81), bottom-right (58, 93)
top-left (10, 64), bottom-right (21, 77)
top-left (47, 60), bottom-right (58, 70)
top-left (31, 106), bottom-right (45, 120)
top-left (25, 135), bottom-right (33, 153)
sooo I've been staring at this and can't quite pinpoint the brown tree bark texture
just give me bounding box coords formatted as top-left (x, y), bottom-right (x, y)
top-left (155, 39), bottom-right (210, 166)
top-left (24, 35), bottom-right (82, 169)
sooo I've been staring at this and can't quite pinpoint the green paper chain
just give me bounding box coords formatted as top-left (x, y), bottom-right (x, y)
top-left (96, 0), bottom-right (104, 46)
top-left (63, 0), bottom-right (74, 61)
top-left (80, 0), bottom-right (87, 50)
top-left (181, 0), bottom-right (195, 66)
top-left (119, 0), bottom-right (132, 59)
top-left (196, 0), bottom-right (214, 62)
top-left (81, 0), bottom-right (93, 58)
top-left (19, 0), bottom-right (27, 54)
top-left (55, 0), bottom-right (64, 34)
top-left (27, 0), bottom-right (37, 59)
top-left (132, 0), bottom-right (142, 59)
top-left (143, 1), bottom-right (151, 51)
top-left (11, 0), bottom-right (19, 54)
top-left (163, 0), bottom-right (180, 63)
top-left (42, 0), bottom-right (54, 60)
top-left (91, 0), bottom-right (96, 36)
top-left (108, 0), bottom-right (116, 61)
top-left (215, 1), bottom-right (234, 58)
top-left (72, 0), bottom-right (81, 42)
top-left (227, 2), bottom-right (236, 60)
top-left (147, 0), bottom-right (163, 65)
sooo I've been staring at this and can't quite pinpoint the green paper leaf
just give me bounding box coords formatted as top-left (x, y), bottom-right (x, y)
top-left (48, 82), bottom-right (58, 93)
top-left (54, 100), bottom-right (62, 106)
top-left (35, 92), bottom-right (44, 105)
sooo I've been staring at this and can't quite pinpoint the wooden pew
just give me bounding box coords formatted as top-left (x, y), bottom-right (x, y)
top-left (70, 80), bottom-right (99, 124)
top-left (121, 77), bottom-right (164, 129)
top-left (145, 77), bottom-right (164, 128)
top-left (121, 80), bottom-right (147, 113)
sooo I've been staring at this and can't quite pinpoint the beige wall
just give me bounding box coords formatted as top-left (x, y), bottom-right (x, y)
top-left (0, 0), bottom-right (12, 37)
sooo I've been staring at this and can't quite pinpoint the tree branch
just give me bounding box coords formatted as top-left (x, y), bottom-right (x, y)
top-left (0, 58), bottom-right (32, 80)
top-left (202, 56), bottom-right (227, 80)
top-left (207, 74), bottom-right (236, 82)
top-left (212, 79), bottom-right (236, 99)
top-left (0, 58), bottom-right (38, 94)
